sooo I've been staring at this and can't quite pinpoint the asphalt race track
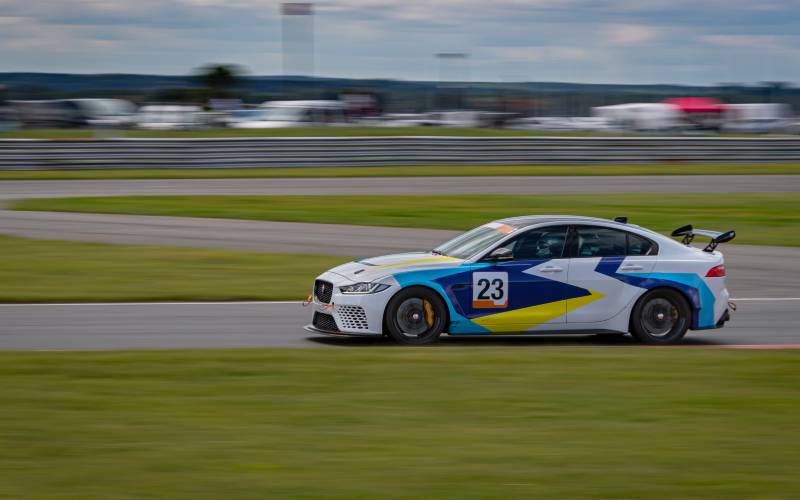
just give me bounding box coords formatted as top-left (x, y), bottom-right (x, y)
top-left (0, 174), bottom-right (797, 350)
top-left (1, 174), bottom-right (799, 200)
top-left (0, 300), bottom-right (796, 350)
top-left (1, 210), bottom-right (798, 296)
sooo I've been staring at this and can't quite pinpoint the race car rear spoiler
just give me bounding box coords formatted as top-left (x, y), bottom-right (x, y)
top-left (671, 225), bottom-right (736, 252)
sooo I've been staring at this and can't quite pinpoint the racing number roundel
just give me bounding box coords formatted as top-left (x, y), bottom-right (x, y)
top-left (472, 272), bottom-right (509, 308)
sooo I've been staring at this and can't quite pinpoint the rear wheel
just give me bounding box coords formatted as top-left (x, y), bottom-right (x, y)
top-left (630, 289), bottom-right (691, 345)
top-left (384, 287), bottom-right (447, 345)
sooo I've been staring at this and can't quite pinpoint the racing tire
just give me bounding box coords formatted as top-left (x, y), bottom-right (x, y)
top-left (630, 288), bottom-right (691, 345)
top-left (384, 287), bottom-right (447, 345)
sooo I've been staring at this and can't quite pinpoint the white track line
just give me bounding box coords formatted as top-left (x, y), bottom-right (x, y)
top-left (0, 298), bottom-right (798, 307)
top-left (721, 344), bottom-right (800, 349)
top-left (731, 298), bottom-right (800, 301)
top-left (0, 301), bottom-right (303, 307)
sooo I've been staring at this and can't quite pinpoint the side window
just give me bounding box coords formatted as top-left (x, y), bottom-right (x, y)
top-left (495, 226), bottom-right (567, 261)
top-left (627, 233), bottom-right (657, 256)
top-left (574, 226), bottom-right (627, 257)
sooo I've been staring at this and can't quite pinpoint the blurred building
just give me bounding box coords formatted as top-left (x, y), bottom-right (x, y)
top-left (281, 3), bottom-right (314, 77)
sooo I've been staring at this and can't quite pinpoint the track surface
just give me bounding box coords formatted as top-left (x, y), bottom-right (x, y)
top-left (1, 175), bottom-right (799, 200)
top-left (0, 300), bottom-right (795, 350)
top-left (1, 175), bottom-right (796, 350)
top-left (0, 210), bottom-right (452, 257)
top-left (1, 210), bottom-right (797, 296)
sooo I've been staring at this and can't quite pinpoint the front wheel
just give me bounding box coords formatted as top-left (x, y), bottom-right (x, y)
top-left (384, 287), bottom-right (447, 345)
top-left (630, 289), bottom-right (691, 345)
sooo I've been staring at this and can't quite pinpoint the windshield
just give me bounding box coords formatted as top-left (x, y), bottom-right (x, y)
top-left (433, 222), bottom-right (516, 259)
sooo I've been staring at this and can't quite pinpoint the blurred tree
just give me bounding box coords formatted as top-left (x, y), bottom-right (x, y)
top-left (195, 64), bottom-right (245, 97)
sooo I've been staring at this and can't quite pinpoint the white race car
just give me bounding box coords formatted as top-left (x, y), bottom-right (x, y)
top-left (306, 216), bottom-right (735, 345)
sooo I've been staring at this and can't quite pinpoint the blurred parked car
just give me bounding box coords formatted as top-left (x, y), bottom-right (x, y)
top-left (0, 106), bottom-right (19, 131)
top-left (376, 110), bottom-right (511, 128)
top-left (721, 103), bottom-right (792, 134)
top-left (136, 105), bottom-right (205, 130)
top-left (230, 100), bottom-right (347, 128)
top-left (424, 110), bottom-right (483, 128)
top-left (787, 120), bottom-right (800, 135)
top-left (592, 103), bottom-right (684, 132)
top-left (222, 109), bottom-right (269, 128)
top-left (372, 113), bottom-right (436, 127)
top-left (508, 116), bottom-right (621, 132)
top-left (10, 98), bottom-right (136, 128)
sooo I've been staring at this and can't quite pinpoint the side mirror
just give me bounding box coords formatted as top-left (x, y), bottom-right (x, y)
top-left (488, 247), bottom-right (513, 262)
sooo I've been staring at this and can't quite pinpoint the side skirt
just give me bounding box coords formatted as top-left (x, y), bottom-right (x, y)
top-left (445, 329), bottom-right (626, 336)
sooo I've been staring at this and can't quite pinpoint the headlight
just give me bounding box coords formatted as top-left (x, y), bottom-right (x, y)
top-left (339, 282), bottom-right (391, 294)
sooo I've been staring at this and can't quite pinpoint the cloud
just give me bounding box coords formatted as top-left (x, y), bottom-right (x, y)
top-left (486, 46), bottom-right (590, 63)
top-left (602, 24), bottom-right (664, 46)
top-left (699, 34), bottom-right (796, 51)
top-left (1, 0), bottom-right (799, 82)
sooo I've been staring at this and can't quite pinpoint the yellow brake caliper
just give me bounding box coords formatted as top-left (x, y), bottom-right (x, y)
top-left (423, 300), bottom-right (434, 328)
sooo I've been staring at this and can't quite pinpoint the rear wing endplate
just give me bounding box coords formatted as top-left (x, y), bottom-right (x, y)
top-left (671, 225), bottom-right (736, 252)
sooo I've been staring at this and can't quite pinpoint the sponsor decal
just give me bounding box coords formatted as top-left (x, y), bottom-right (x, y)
top-left (486, 222), bottom-right (516, 234)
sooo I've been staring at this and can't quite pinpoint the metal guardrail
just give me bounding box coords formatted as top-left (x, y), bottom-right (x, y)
top-left (1, 136), bottom-right (799, 169)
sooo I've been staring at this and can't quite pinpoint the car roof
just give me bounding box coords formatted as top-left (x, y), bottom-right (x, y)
top-left (496, 215), bottom-right (625, 228)
top-left (496, 214), bottom-right (670, 242)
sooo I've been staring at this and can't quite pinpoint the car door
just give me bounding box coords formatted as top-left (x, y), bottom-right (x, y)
top-left (566, 225), bottom-right (658, 323)
top-left (466, 225), bottom-right (572, 332)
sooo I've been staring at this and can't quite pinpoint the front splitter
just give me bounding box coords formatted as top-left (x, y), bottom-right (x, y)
top-left (303, 325), bottom-right (383, 338)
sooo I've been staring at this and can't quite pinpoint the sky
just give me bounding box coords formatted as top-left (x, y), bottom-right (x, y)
top-left (0, 0), bottom-right (799, 84)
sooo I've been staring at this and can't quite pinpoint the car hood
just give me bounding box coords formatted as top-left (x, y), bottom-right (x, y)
top-left (328, 252), bottom-right (465, 282)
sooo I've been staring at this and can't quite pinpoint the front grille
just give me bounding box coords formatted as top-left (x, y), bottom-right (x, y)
top-left (312, 312), bottom-right (339, 332)
top-left (337, 305), bottom-right (369, 330)
top-left (314, 279), bottom-right (333, 304)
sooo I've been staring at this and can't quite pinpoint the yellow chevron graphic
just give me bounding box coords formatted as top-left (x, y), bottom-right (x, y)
top-left (472, 290), bottom-right (605, 333)
top-left (377, 256), bottom-right (462, 268)
top-left (566, 290), bottom-right (606, 312)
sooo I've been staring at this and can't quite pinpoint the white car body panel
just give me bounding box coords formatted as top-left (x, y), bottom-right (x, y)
top-left (307, 216), bottom-right (732, 338)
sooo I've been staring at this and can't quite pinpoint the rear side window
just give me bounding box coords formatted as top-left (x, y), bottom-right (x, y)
top-left (627, 233), bottom-right (657, 256)
top-left (572, 226), bottom-right (657, 257)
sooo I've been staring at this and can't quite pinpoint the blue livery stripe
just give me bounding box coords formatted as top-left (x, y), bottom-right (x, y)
top-left (594, 256), bottom-right (715, 329)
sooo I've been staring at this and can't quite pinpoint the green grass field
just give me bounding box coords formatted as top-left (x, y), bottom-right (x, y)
top-left (16, 193), bottom-right (800, 247)
top-left (0, 235), bottom-right (346, 302)
top-left (1, 348), bottom-right (798, 499)
top-left (2, 163), bottom-right (800, 180)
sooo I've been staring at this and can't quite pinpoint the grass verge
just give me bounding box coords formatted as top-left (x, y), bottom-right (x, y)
top-left (0, 235), bottom-right (346, 302)
top-left (16, 193), bottom-right (800, 247)
top-left (1, 348), bottom-right (798, 499)
top-left (2, 163), bottom-right (800, 180)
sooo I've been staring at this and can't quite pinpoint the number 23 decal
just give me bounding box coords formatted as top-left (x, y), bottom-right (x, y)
top-left (472, 272), bottom-right (508, 308)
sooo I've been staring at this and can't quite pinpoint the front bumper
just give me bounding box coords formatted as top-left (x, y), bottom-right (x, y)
top-left (306, 272), bottom-right (397, 335)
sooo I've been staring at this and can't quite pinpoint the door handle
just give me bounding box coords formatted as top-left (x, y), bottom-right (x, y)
top-left (540, 266), bottom-right (563, 273)
top-left (619, 265), bottom-right (644, 272)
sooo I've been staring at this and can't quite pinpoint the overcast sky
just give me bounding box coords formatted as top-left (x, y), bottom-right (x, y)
top-left (1, 0), bottom-right (798, 84)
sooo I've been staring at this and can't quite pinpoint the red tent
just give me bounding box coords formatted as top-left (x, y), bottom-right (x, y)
top-left (664, 97), bottom-right (727, 113)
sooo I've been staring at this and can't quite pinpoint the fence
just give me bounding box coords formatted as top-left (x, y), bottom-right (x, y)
top-left (1, 136), bottom-right (799, 169)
